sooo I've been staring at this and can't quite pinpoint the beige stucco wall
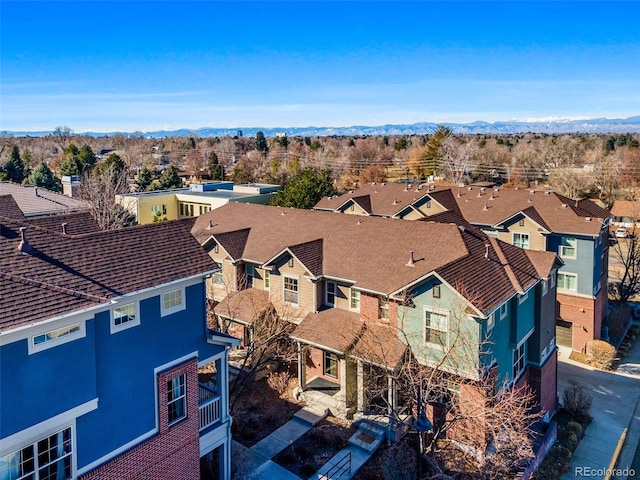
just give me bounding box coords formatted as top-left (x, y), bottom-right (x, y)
top-left (498, 216), bottom-right (547, 251)
top-left (269, 256), bottom-right (315, 322)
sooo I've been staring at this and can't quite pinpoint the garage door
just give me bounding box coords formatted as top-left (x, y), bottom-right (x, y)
top-left (556, 319), bottom-right (573, 348)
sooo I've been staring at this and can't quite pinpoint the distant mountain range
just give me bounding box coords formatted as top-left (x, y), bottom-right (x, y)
top-left (4, 116), bottom-right (640, 138)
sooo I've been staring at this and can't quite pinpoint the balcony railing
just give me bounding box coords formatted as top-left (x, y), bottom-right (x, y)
top-left (199, 384), bottom-right (221, 431)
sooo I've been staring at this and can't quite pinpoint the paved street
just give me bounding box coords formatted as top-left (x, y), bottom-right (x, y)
top-left (558, 333), bottom-right (640, 480)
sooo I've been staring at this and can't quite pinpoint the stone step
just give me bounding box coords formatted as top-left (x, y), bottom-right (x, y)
top-left (293, 406), bottom-right (328, 426)
top-left (353, 419), bottom-right (386, 440)
top-left (348, 429), bottom-right (383, 453)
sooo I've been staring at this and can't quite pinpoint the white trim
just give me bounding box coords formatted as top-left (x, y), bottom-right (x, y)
top-left (559, 237), bottom-right (578, 259)
top-left (557, 272), bottom-right (578, 293)
top-left (518, 290), bottom-right (529, 304)
top-left (153, 352), bottom-right (198, 435)
top-left (28, 321), bottom-right (86, 355)
top-left (325, 281), bottom-right (336, 307)
top-left (0, 399), bottom-right (97, 458)
top-left (161, 287), bottom-right (186, 317)
top-left (499, 302), bottom-right (508, 320)
top-left (512, 231), bottom-right (530, 249)
top-left (349, 287), bottom-right (360, 312)
top-left (110, 301), bottom-right (140, 334)
top-left (283, 274), bottom-right (300, 306)
top-left (423, 306), bottom-right (449, 350)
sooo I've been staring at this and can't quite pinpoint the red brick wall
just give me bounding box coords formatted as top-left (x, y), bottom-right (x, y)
top-left (358, 292), bottom-right (398, 326)
top-left (447, 382), bottom-right (488, 448)
top-left (557, 292), bottom-right (598, 351)
top-left (80, 359), bottom-right (200, 480)
top-left (528, 350), bottom-right (558, 415)
top-left (306, 347), bottom-right (340, 384)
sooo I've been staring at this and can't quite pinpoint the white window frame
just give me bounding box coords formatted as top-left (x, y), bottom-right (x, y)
top-left (499, 303), bottom-right (508, 320)
top-left (323, 351), bottom-right (339, 379)
top-left (512, 342), bottom-right (526, 380)
top-left (0, 427), bottom-right (73, 480)
top-left (486, 313), bottom-right (495, 333)
top-left (30, 322), bottom-right (86, 354)
top-left (111, 302), bottom-right (140, 333)
top-left (379, 296), bottom-right (390, 320)
top-left (519, 290), bottom-right (529, 304)
top-left (161, 288), bottom-right (186, 317)
top-left (551, 271), bottom-right (556, 288)
top-left (542, 279), bottom-right (549, 296)
top-left (350, 288), bottom-right (360, 312)
top-left (264, 270), bottom-right (270, 290)
top-left (167, 374), bottom-right (187, 426)
top-left (424, 307), bottom-right (449, 349)
top-left (325, 281), bottom-right (336, 306)
top-left (245, 264), bottom-right (255, 287)
top-left (283, 275), bottom-right (299, 306)
top-left (559, 237), bottom-right (577, 259)
top-left (557, 272), bottom-right (578, 293)
top-left (513, 232), bottom-right (530, 249)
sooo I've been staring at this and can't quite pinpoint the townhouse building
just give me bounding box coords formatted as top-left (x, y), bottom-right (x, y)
top-left (191, 203), bottom-right (560, 448)
top-left (0, 213), bottom-right (238, 480)
top-left (316, 182), bottom-right (611, 352)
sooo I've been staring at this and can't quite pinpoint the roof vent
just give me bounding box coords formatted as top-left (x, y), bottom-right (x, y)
top-left (561, 204), bottom-right (568, 208)
top-left (465, 198), bottom-right (470, 202)
top-left (281, 210), bottom-right (286, 215)
top-left (34, 187), bottom-right (39, 197)
top-left (458, 225), bottom-right (466, 233)
top-left (430, 184), bottom-right (435, 190)
top-left (18, 227), bottom-right (32, 254)
top-left (530, 190), bottom-right (535, 194)
top-left (381, 182), bottom-right (386, 186)
top-left (61, 223), bottom-right (68, 235)
top-left (393, 197), bottom-right (398, 205)
top-left (483, 202), bottom-right (488, 210)
top-left (481, 187), bottom-right (486, 192)
top-left (494, 188), bottom-right (500, 192)
top-left (575, 199), bottom-right (579, 207)
top-left (468, 187), bottom-right (473, 191)
top-left (490, 192), bottom-right (495, 200)
top-left (372, 182), bottom-right (376, 185)
top-left (207, 219), bottom-right (213, 229)
top-left (485, 244), bottom-right (490, 259)
top-left (585, 217), bottom-right (592, 222)
top-left (545, 191), bottom-right (551, 195)
top-left (407, 184), bottom-right (412, 190)
top-left (457, 190), bottom-right (462, 197)
top-left (357, 219), bottom-right (363, 225)
top-left (406, 250), bottom-right (415, 267)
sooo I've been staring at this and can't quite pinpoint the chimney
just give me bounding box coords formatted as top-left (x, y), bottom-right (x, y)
top-left (61, 223), bottom-right (68, 235)
top-left (18, 227), bottom-right (32, 254)
top-left (406, 250), bottom-right (415, 267)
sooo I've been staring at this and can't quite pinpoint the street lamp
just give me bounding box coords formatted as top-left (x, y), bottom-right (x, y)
top-left (413, 385), bottom-right (433, 454)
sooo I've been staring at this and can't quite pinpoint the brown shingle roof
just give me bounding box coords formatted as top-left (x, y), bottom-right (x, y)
top-left (0, 195), bottom-right (26, 219)
top-left (351, 323), bottom-right (407, 369)
top-left (1, 218), bottom-right (218, 332)
top-left (611, 200), bottom-right (640, 218)
top-left (291, 309), bottom-right (363, 354)
top-left (213, 288), bottom-right (271, 324)
top-left (192, 203), bottom-right (553, 315)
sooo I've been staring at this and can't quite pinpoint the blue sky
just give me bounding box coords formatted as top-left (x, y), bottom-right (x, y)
top-left (2, 1), bottom-right (639, 133)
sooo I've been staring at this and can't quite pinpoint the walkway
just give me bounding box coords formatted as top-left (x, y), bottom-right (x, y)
top-left (232, 407), bottom-right (382, 480)
top-left (558, 326), bottom-right (640, 480)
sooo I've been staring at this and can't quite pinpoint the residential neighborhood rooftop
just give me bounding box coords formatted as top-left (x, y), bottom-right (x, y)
top-left (0, 182), bottom-right (89, 216)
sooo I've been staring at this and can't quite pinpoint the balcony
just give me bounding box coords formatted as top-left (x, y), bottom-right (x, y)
top-left (199, 383), bottom-right (221, 431)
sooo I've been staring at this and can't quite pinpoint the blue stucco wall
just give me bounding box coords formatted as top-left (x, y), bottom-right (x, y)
top-left (0, 320), bottom-right (97, 438)
top-left (76, 281), bottom-right (224, 468)
top-left (547, 234), bottom-right (597, 296)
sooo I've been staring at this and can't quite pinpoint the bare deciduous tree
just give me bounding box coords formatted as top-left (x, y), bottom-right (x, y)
top-left (78, 167), bottom-right (136, 230)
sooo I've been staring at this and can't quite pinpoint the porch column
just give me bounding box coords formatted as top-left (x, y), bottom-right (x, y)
top-left (339, 355), bottom-right (348, 400)
top-left (387, 374), bottom-right (396, 417)
top-left (297, 343), bottom-right (307, 390)
top-left (219, 435), bottom-right (231, 480)
top-left (219, 356), bottom-right (229, 420)
top-left (357, 360), bottom-right (365, 412)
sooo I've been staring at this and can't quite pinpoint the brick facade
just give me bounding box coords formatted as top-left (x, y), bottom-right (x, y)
top-left (306, 346), bottom-right (340, 385)
top-left (359, 291), bottom-right (398, 326)
top-left (527, 349), bottom-right (558, 415)
top-left (80, 359), bottom-right (200, 480)
top-left (557, 292), bottom-right (600, 352)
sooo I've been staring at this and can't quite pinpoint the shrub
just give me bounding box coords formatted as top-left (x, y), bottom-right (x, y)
top-left (586, 340), bottom-right (617, 370)
top-left (566, 432), bottom-right (578, 444)
top-left (557, 446), bottom-right (572, 460)
top-left (267, 371), bottom-right (292, 397)
top-left (562, 380), bottom-right (592, 422)
top-left (566, 421), bottom-right (583, 437)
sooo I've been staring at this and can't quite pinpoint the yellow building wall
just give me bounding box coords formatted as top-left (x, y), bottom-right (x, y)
top-left (498, 216), bottom-right (547, 251)
top-left (269, 257), bottom-right (315, 323)
top-left (117, 193), bottom-right (180, 224)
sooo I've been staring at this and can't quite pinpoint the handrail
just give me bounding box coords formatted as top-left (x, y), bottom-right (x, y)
top-left (319, 450), bottom-right (351, 480)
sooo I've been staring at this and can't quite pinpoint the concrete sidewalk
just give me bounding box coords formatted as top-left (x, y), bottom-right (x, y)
top-left (558, 332), bottom-right (640, 480)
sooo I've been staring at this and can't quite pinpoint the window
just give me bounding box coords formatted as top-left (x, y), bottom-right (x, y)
top-left (379, 296), bottom-right (389, 320)
top-left (499, 303), bottom-right (508, 319)
top-left (557, 272), bottom-right (578, 292)
top-left (513, 342), bottom-right (526, 379)
top-left (519, 218), bottom-right (525, 227)
top-left (486, 313), bottom-right (495, 332)
top-left (179, 203), bottom-right (184, 216)
top-left (513, 232), bottom-right (530, 249)
top-left (542, 279), bottom-right (549, 295)
top-left (0, 427), bottom-right (72, 480)
top-left (519, 291), bottom-right (529, 304)
top-left (167, 374), bottom-right (187, 425)
top-left (245, 265), bottom-right (255, 287)
top-left (162, 288), bottom-right (185, 316)
top-left (264, 270), bottom-right (270, 289)
top-left (112, 302), bottom-right (139, 332)
top-left (151, 204), bottom-right (167, 216)
top-left (325, 281), bottom-right (336, 306)
top-left (432, 284), bottom-right (441, 299)
top-left (33, 324), bottom-right (81, 346)
top-left (323, 351), bottom-right (338, 378)
top-left (284, 276), bottom-right (299, 305)
top-left (425, 308), bottom-right (448, 348)
top-left (350, 288), bottom-right (360, 311)
top-left (560, 237), bottom-right (577, 259)
top-left (211, 272), bottom-right (224, 286)
top-left (426, 200), bottom-right (432, 209)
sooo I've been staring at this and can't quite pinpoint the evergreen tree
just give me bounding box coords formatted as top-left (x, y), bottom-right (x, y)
top-left (77, 145), bottom-right (97, 172)
top-left (255, 131), bottom-right (269, 156)
top-left (159, 165), bottom-right (182, 189)
top-left (4, 145), bottom-right (27, 183)
top-left (27, 162), bottom-right (61, 191)
top-left (60, 144), bottom-right (82, 176)
top-left (208, 151), bottom-right (224, 181)
top-left (96, 153), bottom-right (125, 177)
top-left (136, 166), bottom-right (154, 191)
top-left (272, 168), bottom-right (337, 209)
